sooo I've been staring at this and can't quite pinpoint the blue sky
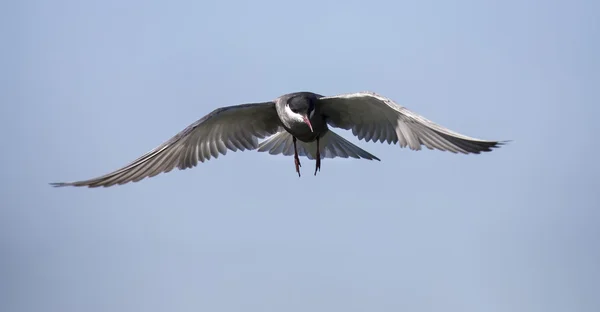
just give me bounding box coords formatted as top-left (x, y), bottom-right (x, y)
top-left (2, 0), bottom-right (599, 311)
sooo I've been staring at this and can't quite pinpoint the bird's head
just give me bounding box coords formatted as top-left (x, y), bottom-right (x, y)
top-left (285, 94), bottom-right (316, 132)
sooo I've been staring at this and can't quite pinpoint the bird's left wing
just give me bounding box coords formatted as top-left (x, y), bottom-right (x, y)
top-left (51, 102), bottom-right (281, 188)
top-left (318, 91), bottom-right (504, 154)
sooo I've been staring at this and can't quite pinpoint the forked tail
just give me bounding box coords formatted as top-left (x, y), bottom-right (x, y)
top-left (257, 130), bottom-right (380, 161)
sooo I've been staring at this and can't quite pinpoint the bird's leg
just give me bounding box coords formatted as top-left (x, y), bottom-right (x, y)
top-left (314, 137), bottom-right (321, 176)
top-left (293, 136), bottom-right (301, 177)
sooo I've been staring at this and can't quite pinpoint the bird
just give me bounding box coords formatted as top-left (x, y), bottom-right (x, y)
top-left (50, 91), bottom-right (505, 188)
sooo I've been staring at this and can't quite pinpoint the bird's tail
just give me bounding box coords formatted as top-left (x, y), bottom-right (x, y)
top-left (257, 130), bottom-right (380, 161)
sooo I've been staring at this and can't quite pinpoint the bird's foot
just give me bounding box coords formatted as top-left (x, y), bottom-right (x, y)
top-left (314, 137), bottom-right (321, 176)
top-left (314, 156), bottom-right (321, 176)
top-left (294, 156), bottom-right (302, 177)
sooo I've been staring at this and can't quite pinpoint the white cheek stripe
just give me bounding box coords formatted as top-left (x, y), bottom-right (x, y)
top-left (284, 105), bottom-right (305, 123)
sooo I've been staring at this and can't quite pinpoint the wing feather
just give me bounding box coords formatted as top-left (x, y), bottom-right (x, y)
top-left (319, 91), bottom-right (505, 154)
top-left (51, 102), bottom-right (280, 188)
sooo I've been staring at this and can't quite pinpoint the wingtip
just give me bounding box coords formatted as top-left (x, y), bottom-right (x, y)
top-left (492, 140), bottom-right (511, 149)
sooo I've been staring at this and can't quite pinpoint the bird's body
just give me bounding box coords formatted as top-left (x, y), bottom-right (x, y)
top-left (51, 91), bottom-right (506, 188)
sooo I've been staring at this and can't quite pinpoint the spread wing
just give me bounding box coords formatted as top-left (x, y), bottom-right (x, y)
top-left (51, 102), bottom-right (281, 188)
top-left (318, 91), bottom-right (505, 154)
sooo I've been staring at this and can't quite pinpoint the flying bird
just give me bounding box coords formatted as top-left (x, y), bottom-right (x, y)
top-left (51, 91), bottom-right (505, 188)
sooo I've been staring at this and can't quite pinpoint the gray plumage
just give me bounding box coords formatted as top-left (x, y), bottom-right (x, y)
top-left (51, 91), bottom-right (505, 188)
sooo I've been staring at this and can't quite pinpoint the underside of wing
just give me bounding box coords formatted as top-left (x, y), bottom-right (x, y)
top-left (319, 91), bottom-right (506, 154)
top-left (51, 102), bottom-right (280, 188)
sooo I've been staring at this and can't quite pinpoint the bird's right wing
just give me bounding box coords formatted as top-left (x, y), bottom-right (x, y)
top-left (51, 102), bottom-right (281, 188)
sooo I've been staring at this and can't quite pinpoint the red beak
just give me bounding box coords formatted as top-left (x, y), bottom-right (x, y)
top-left (302, 116), bottom-right (313, 132)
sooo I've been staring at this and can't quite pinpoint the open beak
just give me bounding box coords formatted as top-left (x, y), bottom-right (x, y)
top-left (302, 115), bottom-right (313, 132)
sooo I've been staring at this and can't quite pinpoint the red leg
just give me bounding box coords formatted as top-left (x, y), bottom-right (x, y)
top-left (293, 137), bottom-right (301, 177)
top-left (314, 137), bottom-right (321, 176)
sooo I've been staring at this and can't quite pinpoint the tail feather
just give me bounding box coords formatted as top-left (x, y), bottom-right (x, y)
top-left (257, 130), bottom-right (380, 161)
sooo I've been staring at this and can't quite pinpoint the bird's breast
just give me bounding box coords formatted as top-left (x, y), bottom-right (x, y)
top-left (292, 129), bottom-right (323, 142)
top-left (283, 118), bottom-right (327, 142)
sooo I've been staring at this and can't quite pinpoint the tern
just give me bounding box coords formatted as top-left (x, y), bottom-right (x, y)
top-left (51, 91), bottom-right (505, 188)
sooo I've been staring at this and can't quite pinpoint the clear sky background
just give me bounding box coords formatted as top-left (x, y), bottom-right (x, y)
top-left (3, 0), bottom-right (599, 311)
